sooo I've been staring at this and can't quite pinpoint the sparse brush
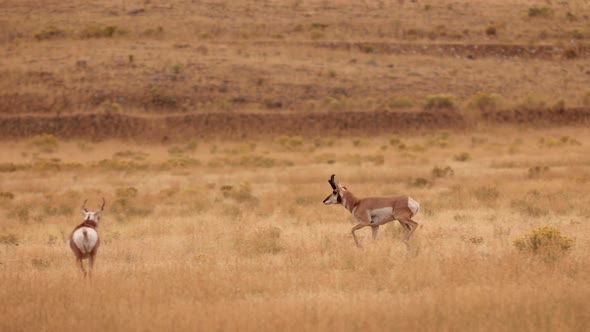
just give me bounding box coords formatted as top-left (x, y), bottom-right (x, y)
top-left (454, 152), bottom-right (471, 162)
top-left (514, 226), bottom-right (574, 260)
top-left (34, 26), bottom-right (66, 41)
top-left (28, 134), bottom-right (60, 153)
top-left (528, 6), bottom-right (554, 18)
top-left (510, 199), bottom-right (548, 217)
top-left (467, 92), bottom-right (501, 112)
top-left (220, 182), bottom-right (258, 205)
top-left (274, 136), bottom-right (306, 152)
top-left (80, 24), bottom-right (126, 38)
top-left (113, 150), bottom-right (149, 161)
top-left (0, 233), bottom-right (18, 245)
top-left (538, 136), bottom-right (581, 148)
top-left (473, 186), bottom-right (499, 204)
top-left (431, 166), bottom-right (454, 178)
top-left (424, 94), bottom-right (455, 111)
top-left (528, 165), bottom-right (550, 179)
top-left (0, 192), bottom-right (15, 200)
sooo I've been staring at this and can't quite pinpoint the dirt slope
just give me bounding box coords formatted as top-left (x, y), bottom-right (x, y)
top-left (1, 108), bottom-right (589, 142)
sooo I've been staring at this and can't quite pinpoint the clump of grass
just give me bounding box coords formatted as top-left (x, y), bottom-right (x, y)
top-left (528, 6), bottom-right (554, 18)
top-left (35, 26), bottom-right (66, 41)
top-left (161, 156), bottom-right (200, 169)
top-left (428, 131), bottom-right (451, 148)
top-left (563, 47), bottom-right (577, 59)
top-left (473, 186), bottom-right (500, 204)
top-left (113, 150), bottom-right (149, 161)
top-left (528, 165), bottom-right (550, 179)
top-left (274, 136), bottom-right (306, 151)
top-left (384, 94), bottom-right (413, 109)
top-left (510, 199), bottom-right (548, 217)
top-left (221, 182), bottom-right (258, 205)
top-left (7, 206), bottom-right (31, 223)
top-left (0, 163), bottom-right (26, 172)
top-left (95, 159), bottom-right (148, 172)
top-left (514, 226), bottom-right (574, 260)
top-left (424, 94), bottom-right (455, 111)
top-left (312, 137), bottom-right (334, 148)
top-left (28, 134), bottom-right (59, 153)
top-left (518, 94), bottom-right (546, 111)
top-left (485, 26), bottom-right (497, 37)
top-left (467, 92), bottom-right (501, 112)
top-left (168, 140), bottom-right (198, 155)
top-left (31, 258), bottom-right (51, 270)
top-left (454, 152), bottom-right (471, 162)
top-left (409, 177), bottom-right (430, 188)
top-left (0, 233), bottom-right (18, 245)
top-left (116, 187), bottom-right (138, 198)
top-left (431, 166), bottom-right (454, 178)
top-left (43, 204), bottom-right (73, 217)
top-left (32, 158), bottom-right (63, 171)
top-left (80, 24), bottom-right (127, 38)
top-left (209, 154), bottom-right (291, 168)
top-left (538, 136), bottom-right (581, 148)
top-left (0, 192), bottom-right (15, 200)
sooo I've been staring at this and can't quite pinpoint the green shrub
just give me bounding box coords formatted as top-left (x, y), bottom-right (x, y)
top-left (80, 24), bottom-right (127, 38)
top-left (528, 165), bottom-right (549, 179)
top-left (425, 94), bottom-right (455, 111)
top-left (35, 26), bottom-right (66, 41)
top-left (28, 134), bottom-right (60, 153)
top-left (454, 152), bottom-right (471, 162)
top-left (514, 226), bottom-right (574, 259)
top-left (528, 6), bottom-right (554, 18)
top-left (431, 166), bottom-right (454, 178)
top-left (385, 94), bottom-right (413, 109)
top-left (467, 92), bottom-right (501, 112)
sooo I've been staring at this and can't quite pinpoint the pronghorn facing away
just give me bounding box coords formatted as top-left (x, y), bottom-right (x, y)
top-left (323, 175), bottom-right (420, 247)
top-left (69, 198), bottom-right (105, 278)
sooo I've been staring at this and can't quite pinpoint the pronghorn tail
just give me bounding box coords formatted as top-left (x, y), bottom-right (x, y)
top-left (82, 229), bottom-right (88, 239)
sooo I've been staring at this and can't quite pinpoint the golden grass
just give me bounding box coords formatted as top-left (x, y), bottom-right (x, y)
top-left (1, 127), bottom-right (590, 331)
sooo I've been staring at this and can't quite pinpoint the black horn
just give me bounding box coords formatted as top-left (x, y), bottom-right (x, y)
top-left (328, 174), bottom-right (336, 189)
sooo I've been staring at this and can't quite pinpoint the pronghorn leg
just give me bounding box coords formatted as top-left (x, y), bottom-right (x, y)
top-left (78, 259), bottom-right (87, 277)
top-left (371, 225), bottom-right (379, 240)
top-left (399, 218), bottom-right (419, 242)
top-left (351, 222), bottom-right (370, 247)
top-left (88, 255), bottom-right (95, 279)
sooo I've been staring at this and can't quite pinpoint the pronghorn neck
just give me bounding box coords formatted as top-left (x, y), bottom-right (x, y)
top-left (341, 190), bottom-right (360, 214)
top-left (80, 220), bottom-right (98, 228)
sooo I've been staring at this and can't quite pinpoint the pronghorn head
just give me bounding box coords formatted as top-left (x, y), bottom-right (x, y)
top-left (323, 174), bottom-right (346, 205)
top-left (81, 198), bottom-right (105, 224)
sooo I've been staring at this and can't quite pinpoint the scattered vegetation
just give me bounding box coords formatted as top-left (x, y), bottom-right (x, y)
top-left (235, 226), bottom-right (282, 255)
top-left (431, 166), bottom-right (454, 178)
top-left (467, 92), bottom-right (501, 112)
top-left (473, 186), bottom-right (500, 204)
top-left (28, 134), bottom-right (60, 153)
top-left (528, 165), bottom-right (550, 179)
top-left (34, 26), bottom-right (66, 41)
top-left (221, 182), bottom-right (258, 205)
top-left (424, 94), bottom-right (455, 111)
top-left (528, 6), bottom-right (554, 18)
top-left (453, 152), bottom-right (471, 162)
top-left (80, 24), bottom-right (127, 38)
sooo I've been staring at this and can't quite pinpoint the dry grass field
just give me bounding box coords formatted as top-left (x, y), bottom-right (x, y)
top-left (1, 0), bottom-right (590, 331)
top-left (1, 128), bottom-right (589, 331)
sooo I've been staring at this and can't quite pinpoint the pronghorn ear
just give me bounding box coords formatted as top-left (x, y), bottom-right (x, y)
top-left (81, 209), bottom-right (87, 216)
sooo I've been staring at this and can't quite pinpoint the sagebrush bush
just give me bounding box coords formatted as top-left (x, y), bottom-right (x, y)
top-left (29, 134), bottom-right (60, 153)
top-left (454, 152), bottom-right (471, 162)
top-left (431, 166), bottom-right (454, 178)
top-left (424, 94), bottom-right (455, 111)
top-left (528, 6), bottom-right (554, 18)
top-left (467, 92), bottom-right (501, 112)
top-left (35, 26), bottom-right (66, 41)
top-left (514, 226), bottom-right (574, 259)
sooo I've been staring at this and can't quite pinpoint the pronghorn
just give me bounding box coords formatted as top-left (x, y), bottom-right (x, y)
top-left (323, 174), bottom-right (420, 247)
top-left (69, 198), bottom-right (105, 278)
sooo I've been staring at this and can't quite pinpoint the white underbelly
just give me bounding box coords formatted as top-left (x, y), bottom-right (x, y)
top-left (370, 207), bottom-right (394, 223)
top-left (71, 227), bottom-right (99, 254)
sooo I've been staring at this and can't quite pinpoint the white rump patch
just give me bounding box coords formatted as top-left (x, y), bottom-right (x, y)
top-left (408, 197), bottom-right (420, 217)
top-left (72, 227), bottom-right (99, 254)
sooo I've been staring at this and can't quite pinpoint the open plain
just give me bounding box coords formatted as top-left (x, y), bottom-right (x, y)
top-left (1, 0), bottom-right (590, 331)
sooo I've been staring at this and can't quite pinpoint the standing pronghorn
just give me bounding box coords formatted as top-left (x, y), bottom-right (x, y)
top-left (323, 175), bottom-right (420, 247)
top-left (69, 198), bottom-right (105, 277)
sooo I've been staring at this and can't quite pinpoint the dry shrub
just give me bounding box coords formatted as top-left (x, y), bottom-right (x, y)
top-left (454, 152), bottom-right (471, 162)
top-left (221, 182), bottom-right (258, 205)
top-left (431, 166), bottom-right (454, 178)
top-left (28, 134), bottom-right (60, 153)
top-left (424, 94), bottom-right (455, 111)
top-left (514, 226), bottom-right (574, 260)
top-left (467, 92), bottom-right (501, 112)
top-left (473, 186), bottom-right (499, 204)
